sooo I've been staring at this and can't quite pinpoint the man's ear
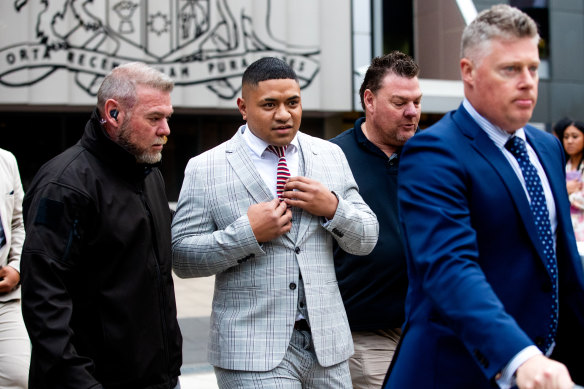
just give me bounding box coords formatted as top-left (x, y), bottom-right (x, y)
top-left (237, 97), bottom-right (247, 121)
top-left (363, 89), bottom-right (375, 114)
top-left (102, 99), bottom-right (122, 138)
top-left (104, 99), bottom-right (122, 125)
top-left (460, 58), bottom-right (475, 86)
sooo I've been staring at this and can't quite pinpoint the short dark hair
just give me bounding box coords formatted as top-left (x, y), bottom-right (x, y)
top-left (242, 57), bottom-right (298, 87)
top-left (359, 51), bottom-right (420, 111)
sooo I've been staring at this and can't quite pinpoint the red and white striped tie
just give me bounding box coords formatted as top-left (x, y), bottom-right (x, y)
top-left (267, 145), bottom-right (290, 199)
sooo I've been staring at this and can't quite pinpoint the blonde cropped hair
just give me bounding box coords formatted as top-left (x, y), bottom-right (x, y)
top-left (461, 4), bottom-right (540, 64)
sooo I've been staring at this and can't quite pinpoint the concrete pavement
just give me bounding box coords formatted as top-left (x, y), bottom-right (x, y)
top-left (173, 274), bottom-right (219, 389)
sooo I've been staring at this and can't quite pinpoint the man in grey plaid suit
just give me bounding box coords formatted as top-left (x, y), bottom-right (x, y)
top-left (172, 57), bottom-right (379, 388)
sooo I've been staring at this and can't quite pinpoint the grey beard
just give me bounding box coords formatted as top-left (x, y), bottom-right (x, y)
top-left (117, 122), bottom-right (162, 164)
top-left (136, 151), bottom-right (162, 164)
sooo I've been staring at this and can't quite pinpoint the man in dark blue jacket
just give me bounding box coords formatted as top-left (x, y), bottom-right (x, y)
top-left (329, 51), bottom-right (421, 389)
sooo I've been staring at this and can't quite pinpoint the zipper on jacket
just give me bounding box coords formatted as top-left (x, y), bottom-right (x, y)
top-left (139, 186), bottom-right (172, 382)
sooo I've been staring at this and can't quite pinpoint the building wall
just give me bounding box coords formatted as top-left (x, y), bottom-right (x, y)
top-left (0, 0), bottom-right (353, 111)
top-left (3, 0), bottom-right (584, 197)
top-left (414, 0), bottom-right (466, 81)
top-left (0, 0), bottom-right (351, 199)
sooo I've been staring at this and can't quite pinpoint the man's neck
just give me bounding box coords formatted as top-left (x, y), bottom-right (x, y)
top-left (361, 120), bottom-right (398, 157)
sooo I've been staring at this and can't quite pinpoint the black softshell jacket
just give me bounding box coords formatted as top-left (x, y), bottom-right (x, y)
top-left (21, 109), bottom-right (182, 389)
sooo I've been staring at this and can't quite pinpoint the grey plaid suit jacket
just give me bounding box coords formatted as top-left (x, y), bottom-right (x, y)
top-left (172, 126), bottom-right (379, 371)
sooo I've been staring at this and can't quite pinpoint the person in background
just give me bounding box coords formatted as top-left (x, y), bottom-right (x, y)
top-left (172, 57), bottom-right (379, 389)
top-left (384, 5), bottom-right (584, 389)
top-left (0, 148), bottom-right (29, 388)
top-left (329, 50), bottom-right (421, 389)
top-left (554, 118), bottom-right (584, 244)
top-left (20, 62), bottom-right (182, 389)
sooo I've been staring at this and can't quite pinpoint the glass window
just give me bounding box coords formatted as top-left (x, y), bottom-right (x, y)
top-left (381, 0), bottom-right (414, 55)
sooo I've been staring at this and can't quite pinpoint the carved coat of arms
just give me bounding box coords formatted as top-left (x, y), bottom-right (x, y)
top-left (1, 0), bottom-right (320, 99)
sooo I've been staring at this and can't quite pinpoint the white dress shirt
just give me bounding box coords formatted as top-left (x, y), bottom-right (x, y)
top-left (241, 124), bottom-right (307, 321)
top-left (241, 124), bottom-right (299, 198)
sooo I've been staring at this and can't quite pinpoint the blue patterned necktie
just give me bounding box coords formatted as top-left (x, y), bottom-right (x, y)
top-left (267, 145), bottom-right (290, 200)
top-left (505, 136), bottom-right (558, 353)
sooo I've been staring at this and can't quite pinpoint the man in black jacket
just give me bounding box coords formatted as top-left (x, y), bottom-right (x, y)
top-left (21, 62), bottom-right (182, 389)
top-left (329, 51), bottom-right (421, 389)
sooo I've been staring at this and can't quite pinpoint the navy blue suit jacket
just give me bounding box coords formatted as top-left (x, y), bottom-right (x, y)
top-left (385, 105), bottom-right (584, 388)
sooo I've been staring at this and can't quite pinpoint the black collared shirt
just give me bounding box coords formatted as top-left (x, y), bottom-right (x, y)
top-left (330, 117), bottom-right (408, 330)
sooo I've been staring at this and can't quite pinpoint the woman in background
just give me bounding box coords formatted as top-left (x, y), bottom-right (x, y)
top-left (554, 117), bottom-right (584, 243)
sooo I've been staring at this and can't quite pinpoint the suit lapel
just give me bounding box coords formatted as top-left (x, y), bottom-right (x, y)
top-left (226, 128), bottom-right (297, 247)
top-left (225, 129), bottom-right (273, 204)
top-left (525, 131), bottom-right (564, 208)
top-left (525, 130), bottom-right (574, 249)
top-left (453, 108), bottom-right (547, 262)
top-left (295, 133), bottom-right (315, 245)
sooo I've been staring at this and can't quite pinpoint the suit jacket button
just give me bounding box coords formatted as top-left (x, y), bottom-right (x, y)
top-left (289, 283), bottom-right (297, 290)
top-left (535, 336), bottom-right (545, 348)
top-left (332, 228), bottom-right (344, 237)
top-left (294, 247), bottom-right (301, 254)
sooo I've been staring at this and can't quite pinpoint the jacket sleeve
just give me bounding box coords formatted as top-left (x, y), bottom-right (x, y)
top-left (21, 182), bottom-right (103, 389)
top-left (7, 151), bottom-right (24, 273)
top-left (321, 143), bottom-right (379, 255)
top-left (171, 156), bottom-right (266, 278)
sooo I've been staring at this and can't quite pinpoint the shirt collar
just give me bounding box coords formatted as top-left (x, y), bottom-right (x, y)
top-left (462, 98), bottom-right (526, 150)
top-left (355, 117), bottom-right (402, 159)
top-left (241, 124), bottom-right (299, 158)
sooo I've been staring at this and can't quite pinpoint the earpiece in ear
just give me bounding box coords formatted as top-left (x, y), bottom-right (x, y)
top-left (110, 109), bottom-right (119, 120)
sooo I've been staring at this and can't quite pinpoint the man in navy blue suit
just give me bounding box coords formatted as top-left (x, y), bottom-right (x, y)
top-left (384, 4), bottom-right (584, 389)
